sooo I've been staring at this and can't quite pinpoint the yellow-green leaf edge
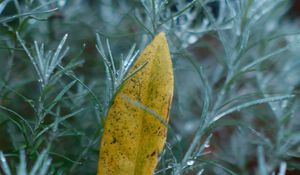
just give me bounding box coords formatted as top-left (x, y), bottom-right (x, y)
top-left (97, 32), bottom-right (174, 175)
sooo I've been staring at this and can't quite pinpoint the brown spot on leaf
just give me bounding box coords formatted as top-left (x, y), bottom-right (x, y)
top-left (110, 136), bottom-right (117, 144)
top-left (151, 151), bottom-right (156, 157)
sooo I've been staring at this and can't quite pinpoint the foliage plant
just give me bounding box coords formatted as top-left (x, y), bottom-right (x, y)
top-left (1, 0), bottom-right (300, 174)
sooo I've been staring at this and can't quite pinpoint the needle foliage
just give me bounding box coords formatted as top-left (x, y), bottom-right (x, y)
top-left (0, 0), bottom-right (300, 174)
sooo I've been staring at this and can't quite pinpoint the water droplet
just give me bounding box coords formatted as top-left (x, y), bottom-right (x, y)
top-left (271, 106), bottom-right (277, 111)
top-left (188, 35), bottom-right (198, 45)
top-left (28, 19), bottom-right (36, 24)
top-left (58, 0), bottom-right (66, 7)
top-left (45, 73), bottom-right (50, 79)
top-left (281, 101), bottom-right (288, 108)
top-left (187, 160), bottom-right (195, 166)
top-left (253, 14), bottom-right (260, 21)
top-left (184, 121), bottom-right (197, 132)
top-left (235, 28), bottom-right (241, 36)
top-left (197, 169), bottom-right (204, 175)
top-left (95, 104), bottom-right (100, 110)
top-left (175, 134), bottom-right (182, 141)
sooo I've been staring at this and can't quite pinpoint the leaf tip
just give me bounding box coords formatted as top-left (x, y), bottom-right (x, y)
top-left (155, 32), bottom-right (167, 42)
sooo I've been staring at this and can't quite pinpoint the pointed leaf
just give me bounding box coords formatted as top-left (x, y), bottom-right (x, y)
top-left (98, 32), bottom-right (174, 175)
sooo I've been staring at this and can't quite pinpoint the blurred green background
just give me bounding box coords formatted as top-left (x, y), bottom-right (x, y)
top-left (1, 0), bottom-right (300, 174)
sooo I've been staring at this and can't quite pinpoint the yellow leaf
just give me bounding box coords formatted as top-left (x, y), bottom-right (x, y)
top-left (97, 32), bottom-right (174, 175)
